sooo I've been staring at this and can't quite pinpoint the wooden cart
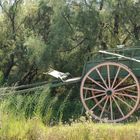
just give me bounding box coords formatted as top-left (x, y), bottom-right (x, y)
top-left (2, 47), bottom-right (140, 123)
top-left (80, 47), bottom-right (140, 122)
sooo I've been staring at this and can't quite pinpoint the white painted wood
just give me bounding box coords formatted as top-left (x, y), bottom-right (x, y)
top-left (99, 50), bottom-right (140, 63)
top-left (64, 77), bottom-right (81, 83)
top-left (44, 69), bottom-right (70, 81)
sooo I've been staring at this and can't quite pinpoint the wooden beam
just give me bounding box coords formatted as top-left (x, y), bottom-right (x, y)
top-left (99, 50), bottom-right (140, 63)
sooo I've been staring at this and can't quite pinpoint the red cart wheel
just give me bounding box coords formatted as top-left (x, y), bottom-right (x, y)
top-left (80, 62), bottom-right (140, 122)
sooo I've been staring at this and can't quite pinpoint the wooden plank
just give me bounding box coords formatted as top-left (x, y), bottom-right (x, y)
top-left (0, 77), bottom-right (81, 96)
top-left (99, 50), bottom-right (140, 63)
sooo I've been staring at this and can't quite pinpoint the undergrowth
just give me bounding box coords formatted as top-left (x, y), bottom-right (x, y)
top-left (1, 85), bottom-right (140, 140)
top-left (0, 84), bottom-right (83, 125)
top-left (1, 114), bottom-right (140, 140)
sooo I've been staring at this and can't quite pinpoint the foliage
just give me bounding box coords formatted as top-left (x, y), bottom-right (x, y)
top-left (0, 0), bottom-right (139, 85)
top-left (1, 85), bottom-right (82, 124)
top-left (0, 0), bottom-right (140, 128)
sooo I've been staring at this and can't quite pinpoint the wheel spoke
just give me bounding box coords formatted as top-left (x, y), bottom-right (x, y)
top-left (87, 76), bottom-right (106, 90)
top-left (111, 67), bottom-right (121, 88)
top-left (84, 89), bottom-right (88, 98)
top-left (107, 65), bottom-right (111, 88)
top-left (114, 95), bottom-right (133, 109)
top-left (125, 89), bottom-right (137, 94)
top-left (112, 96), bottom-right (125, 117)
top-left (115, 84), bottom-right (136, 92)
top-left (114, 74), bottom-right (131, 89)
top-left (84, 93), bottom-right (106, 101)
top-left (100, 97), bottom-right (109, 118)
top-left (116, 91), bottom-right (137, 103)
top-left (83, 87), bottom-right (105, 93)
top-left (110, 97), bottom-right (113, 120)
top-left (115, 92), bottom-right (137, 99)
top-left (96, 68), bottom-right (108, 88)
top-left (90, 96), bottom-right (107, 111)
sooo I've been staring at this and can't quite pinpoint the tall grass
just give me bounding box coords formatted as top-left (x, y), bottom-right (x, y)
top-left (1, 85), bottom-right (140, 139)
top-left (1, 114), bottom-right (140, 140)
top-left (1, 83), bottom-right (139, 125)
top-left (0, 84), bottom-right (82, 125)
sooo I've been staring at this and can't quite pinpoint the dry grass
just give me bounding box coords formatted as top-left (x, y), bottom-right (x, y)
top-left (1, 115), bottom-right (140, 140)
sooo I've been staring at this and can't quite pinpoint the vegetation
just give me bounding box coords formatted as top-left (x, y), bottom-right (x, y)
top-left (0, 0), bottom-right (139, 86)
top-left (1, 86), bottom-right (83, 124)
top-left (1, 115), bottom-right (140, 140)
top-left (0, 0), bottom-right (140, 139)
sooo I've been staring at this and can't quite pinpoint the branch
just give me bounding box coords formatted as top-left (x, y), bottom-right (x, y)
top-left (10, 0), bottom-right (22, 18)
top-left (14, 0), bottom-right (23, 12)
top-left (102, 23), bottom-right (120, 43)
top-left (61, 13), bottom-right (74, 32)
top-left (59, 37), bottom-right (87, 52)
top-left (99, 0), bottom-right (104, 10)
top-left (0, 0), bottom-right (10, 17)
top-left (83, 0), bottom-right (94, 9)
top-left (16, 16), bottom-right (27, 31)
top-left (122, 34), bottom-right (129, 44)
top-left (119, 0), bottom-right (135, 26)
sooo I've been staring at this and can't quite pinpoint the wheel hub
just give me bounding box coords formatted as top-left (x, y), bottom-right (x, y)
top-left (106, 89), bottom-right (114, 96)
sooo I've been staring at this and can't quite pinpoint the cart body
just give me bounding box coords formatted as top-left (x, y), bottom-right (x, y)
top-left (83, 48), bottom-right (140, 79)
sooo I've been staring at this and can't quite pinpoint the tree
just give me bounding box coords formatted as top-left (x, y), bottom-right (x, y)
top-left (0, 0), bottom-right (139, 86)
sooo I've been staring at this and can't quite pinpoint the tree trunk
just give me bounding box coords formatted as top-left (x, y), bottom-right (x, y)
top-left (133, 24), bottom-right (140, 40)
top-left (114, 14), bottom-right (119, 34)
top-left (18, 64), bottom-right (38, 85)
top-left (4, 53), bottom-right (15, 81)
